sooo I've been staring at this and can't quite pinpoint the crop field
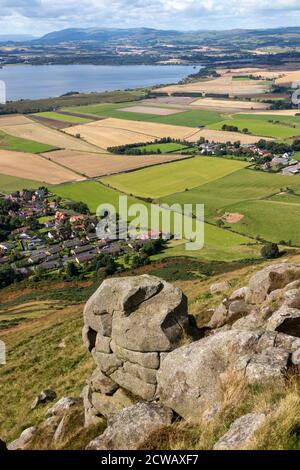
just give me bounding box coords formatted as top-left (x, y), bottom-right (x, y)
top-left (63, 102), bottom-right (224, 127)
top-left (44, 149), bottom-right (190, 177)
top-left (119, 106), bottom-right (182, 115)
top-left (209, 114), bottom-right (300, 139)
top-left (0, 173), bottom-right (43, 193)
top-left (0, 130), bottom-right (56, 154)
top-left (0, 150), bottom-right (81, 185)
top-left (0, 118), bottom-right (100, 152)
top-left (34, 112), bottom-right (92, 124)
top-left (102, 157), bottom-right (248, 198)
top-left (134, 142), bottom-right (192, 153)
top-left (190, 98), bottom-right (269, 111)
top-left (155, 74), bottom-right (271, 97)
top-left (186, 128), bottom-right (267, 144)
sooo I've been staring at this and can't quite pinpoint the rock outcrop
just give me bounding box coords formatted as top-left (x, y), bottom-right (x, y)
top-left (82, 275), bottom-right (189, 424)
top-left (86, 402), bottom-right (173, 450)
top-left (213, 413), bottom-right (267, 450)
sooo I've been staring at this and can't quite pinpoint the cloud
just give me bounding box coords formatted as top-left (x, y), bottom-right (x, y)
top-left (0, 0), bottom-right (299, 35)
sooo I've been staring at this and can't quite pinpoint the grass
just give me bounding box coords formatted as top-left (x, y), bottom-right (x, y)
top-left (0, 173), bottom-right (43, 194)
top-left (63, 103), bottom-right (224, 127)
top-left (50, 180), bottom-right (140, 214)
top-left (0, 130), bottom-right (57, 154)
top-left (210, 118), bottom-right (300, 139)
top-left (102, 157), bottom-right (249, 199)
top-left (34, 112), bottom-right (91, 124)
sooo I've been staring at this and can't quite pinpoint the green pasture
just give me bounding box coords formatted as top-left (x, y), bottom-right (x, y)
top-left (0, 130), bottom-right (57, 154)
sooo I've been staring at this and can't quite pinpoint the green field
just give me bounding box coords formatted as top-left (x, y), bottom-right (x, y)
top-left (63, 102), bottom-right (224, 127)
top-left (0, 130), bottom-right (57, 154)
top-left (102, 157), bottom-right (249, 198)
top-left (34, 112), bottom-right (91, 124)
top-left (210, 118), bottom-right (300, 139)
top-left (0, 174), bottom-right (43, 194)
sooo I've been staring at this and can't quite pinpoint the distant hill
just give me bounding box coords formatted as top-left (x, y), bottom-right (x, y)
top-left (0, 34), bottom-right (37, 43)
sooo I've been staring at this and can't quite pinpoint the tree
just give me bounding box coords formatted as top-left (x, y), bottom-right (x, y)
top-left (66, 261), bottom-right (79, 278)
top-left (261, 243), bottom-right (280, 260)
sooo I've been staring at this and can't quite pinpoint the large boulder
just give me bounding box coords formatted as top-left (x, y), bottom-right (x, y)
top-left (266, 306), bottom-right (300, 337)
top-left (246, 264), bottom-right (300, 305)
top-left (157, 330), bottom-right (261, 422)
top-left (213, 413), bottom-right (267, 450)
top-left (8, 427), bottom-right (37, 450)
top-left (86, 402), bottom-right (173, 450)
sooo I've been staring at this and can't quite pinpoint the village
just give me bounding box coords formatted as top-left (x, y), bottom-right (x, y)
top-left (0, 187), bottom-right (164, 286)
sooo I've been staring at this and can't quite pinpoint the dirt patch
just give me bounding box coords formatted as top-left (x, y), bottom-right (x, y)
top-left (120, 105), bottom-right (183, 115)
top-left (222, 212), bottom-right (244, 224)
top-left (44, 149), bottom-right (191, 177)
top-left (30, 115), bottom-right (73, 130)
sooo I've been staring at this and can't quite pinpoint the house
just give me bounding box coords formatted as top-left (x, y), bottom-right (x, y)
top-left (28, 252), bottom-right (47, 264)
top-left (86, 233), bottom-right (98, 242)
top-left (63, 238), bottom-right (82, 249)
top-left (271, 156), bottom-right (289, 167)
top-left (71, 245), bottom-right (94, 256)
top-left (45, 245), bottom-right (62, 256)
top-left (39, 259), bottom-right (62, 271)
top-left (282, 163), bottom-right (300, 176)
top-left (75, 252), bottom-right (97, 265)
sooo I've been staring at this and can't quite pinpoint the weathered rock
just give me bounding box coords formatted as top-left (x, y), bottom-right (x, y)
top-left (208, 302), bottom-right (228, 329)
top-left (31, 389), bottom-right (57, 410)
top-left (92, 351), bottom-right (123, 375)
top-left (8, 427), bottom-right (37, 450)
top-left (229, 287), bottom-right (249, 301)
top-left (82, 325), bottom-right (97, 352)
top-left (82, 385), bottom-right (103, 428)
top-left (209, 300), bottom-right (251, 329)
top-left (95, 334), bottom-right (111, 354)
top-left (86, 402), bottom-right (173, 450)
top-left (111, 369), bottom-right (156, 401)
top-left (111, 341), bottom-right (159, 369)
top-left (267, 306), bottom-right (300, 337)
top-left (123, 361), bottom-right (157, 385)
top-left (275, 332), bottom-right (300, 352)
top-left (157, 330), bottom-right (260, 422)
top-left (111, 279), bottom-right (188, 352)
top-left (213, 413), bottom-right (267, 450)
top-left (291, 348), bottom-right (300, 365)
top-left (210, 281), bottom-right (231, 294)
top-left (47, 397), bottom-right (82, 416)
top-left (91, 388), bottom-right (136, 418)
top-left (245, 347), bottom-right (290, 383)
top-left (90, 367), bottom-right (118, 395)
top-left (284, 289), bottom-right (300, 309)
top-left (247, 264), bottom-right (300, 305)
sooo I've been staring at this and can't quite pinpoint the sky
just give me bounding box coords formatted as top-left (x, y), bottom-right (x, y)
top-left (0, 0), bottom-right (300, 36)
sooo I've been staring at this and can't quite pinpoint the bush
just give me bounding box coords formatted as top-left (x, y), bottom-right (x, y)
top-left (261, 243), bottom-right (280, 260)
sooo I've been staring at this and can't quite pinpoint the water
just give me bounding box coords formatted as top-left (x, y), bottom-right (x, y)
top-left (0, 64), bottom-right (200, 101)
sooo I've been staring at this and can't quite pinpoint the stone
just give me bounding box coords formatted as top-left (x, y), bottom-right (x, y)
top-left (82, 325), bottom-right (97, 352)
top-left (246, 264), bottom-right (300, 305)
top-left (95, 334), bottom-right (111, 354)
top-left (123, 361), bottom-right (157, 385)
top-left (208, 302), bottom-right (228, 329)
top-left (209, 300), bottom-right (251, 329)
top-left (213, 413), bottom-right (267, 450)
top-left (111, 279), bottom-right (188, 352)
top-left (91, 388), bottom-right (136, 418)
top-left (111, 341), bottom-right (159, 369)
top-left (275, 332), bottom-right (300, 352)
top-left (266, 306), bottom-right (300, 337)
top-left (210, 281), bottom-right (231, 294)
top-left (82, 385), bottom-right (102, 428)
top-left (231, 312), bottom-right (265, 332)
top-left (245, 347), bottom-right (290, 383)
top-left (291, 348), bottom-right (300, 365)
top-left (8, 427), bottom-right (37, 450)
top-left (111, 369), bottom-right (156, 401)
top-left (284, 289), bottom-right (300, 309)
top-left (267, 289), bottom-right (284, 303)
top-left (86, 402), bottom-right (173, 450)
top-left (90, 367), bottom-right (118, 395)
top-left (157, 330), bottom-right (260, 422)
top-left (256, 332), bottom-right (277, 352)
top-left (31, 389), bottom-right (57, 409)
top-left (229, 287), bottom-right (249, 301)
top-left (47, 397), bottom-right (82, 416)
top-left (92, 350), bottom-right (123, 375)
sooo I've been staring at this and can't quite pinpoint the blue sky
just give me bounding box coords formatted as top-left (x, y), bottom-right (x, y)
top-left (0, 0), bottom-right (300, 36)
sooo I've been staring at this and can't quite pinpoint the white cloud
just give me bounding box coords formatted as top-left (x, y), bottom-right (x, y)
top-left (0, 0), bottom-right (299, 35)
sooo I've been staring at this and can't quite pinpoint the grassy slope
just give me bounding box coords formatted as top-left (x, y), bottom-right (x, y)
top-left (0, 173), bottom-right (43, 194)
top-left (102, 157), bottom-right (248, 199)
top-left (0, 130), bottom-right (57, 154)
